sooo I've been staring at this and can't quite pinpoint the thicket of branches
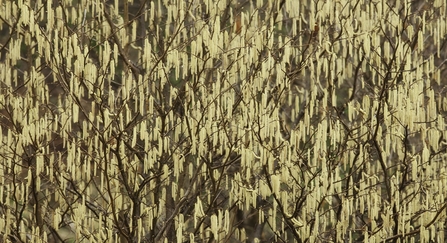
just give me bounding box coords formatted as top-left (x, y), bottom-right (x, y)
top-left (1, 0), bottom-right (447, 242)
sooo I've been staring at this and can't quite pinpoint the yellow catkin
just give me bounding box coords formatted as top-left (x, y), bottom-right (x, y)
top-left (210, 214), bottom-right (218, 238)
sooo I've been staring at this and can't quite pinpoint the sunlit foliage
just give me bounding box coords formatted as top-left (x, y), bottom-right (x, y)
top-left (0, 0), bottom-right (447, 242)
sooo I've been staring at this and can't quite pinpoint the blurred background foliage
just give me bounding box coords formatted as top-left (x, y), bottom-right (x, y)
top-left (1, 0), bottom-right (447, 242)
